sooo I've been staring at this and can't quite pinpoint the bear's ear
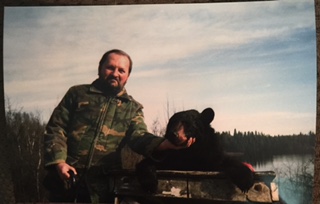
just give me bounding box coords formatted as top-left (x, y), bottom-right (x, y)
top-left (200, 108), bottom-right (215, 125)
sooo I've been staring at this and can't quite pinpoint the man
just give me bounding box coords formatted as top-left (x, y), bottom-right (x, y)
top-left (43, 49), bottom-right (194, 203)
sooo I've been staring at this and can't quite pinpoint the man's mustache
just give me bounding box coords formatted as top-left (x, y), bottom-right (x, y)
top-left (105, 76), bottom-right (119, 83)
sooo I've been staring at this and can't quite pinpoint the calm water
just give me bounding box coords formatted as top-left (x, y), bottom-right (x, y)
top-left (252, 154), bottom-right (314, 204)
top-left (253, 154), bottom-right (314, 173)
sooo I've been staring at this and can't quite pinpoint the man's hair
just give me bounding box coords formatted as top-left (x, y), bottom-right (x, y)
top-left (98, 49), bottom-right (133, 75)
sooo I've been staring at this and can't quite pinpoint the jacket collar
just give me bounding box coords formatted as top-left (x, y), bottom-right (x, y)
top-left (89, 79), bottom-right (131, 101)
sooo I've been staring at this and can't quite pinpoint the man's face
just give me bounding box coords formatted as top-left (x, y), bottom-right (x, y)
top-left (99, 53), bottom-right (130, 93)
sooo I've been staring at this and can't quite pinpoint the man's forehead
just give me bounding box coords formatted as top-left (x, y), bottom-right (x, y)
top-left (107, 53), bottom-right (129, 60)
top-left (105, 53), bottom-right (129, 65)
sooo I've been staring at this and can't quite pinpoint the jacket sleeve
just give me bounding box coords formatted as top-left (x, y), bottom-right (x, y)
top-left (126, 107), bottom-right (166, 160)
top-left (44, 88), bottom-right (75, 167)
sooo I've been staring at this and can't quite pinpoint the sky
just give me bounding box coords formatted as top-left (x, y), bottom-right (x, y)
top-left (3, 0), bottom-right (317, 136)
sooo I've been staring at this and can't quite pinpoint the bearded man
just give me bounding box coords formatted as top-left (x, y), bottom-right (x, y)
top-left (43, 49), bottom-right (195, 203)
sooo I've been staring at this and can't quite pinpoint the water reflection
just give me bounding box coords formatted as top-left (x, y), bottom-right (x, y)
top-left (244, 154), bottom-right (314, 204)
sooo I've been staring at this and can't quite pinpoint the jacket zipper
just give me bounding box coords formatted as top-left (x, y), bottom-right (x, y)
top-left (85, 102), bottom-right (109, 169)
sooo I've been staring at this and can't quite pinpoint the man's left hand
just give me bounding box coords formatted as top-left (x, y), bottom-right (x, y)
top-left (157, 137), bottom-right (196, 151)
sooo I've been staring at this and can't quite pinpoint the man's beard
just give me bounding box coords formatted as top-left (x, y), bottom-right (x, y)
top-left (100, 76), bottom-right (124, 94)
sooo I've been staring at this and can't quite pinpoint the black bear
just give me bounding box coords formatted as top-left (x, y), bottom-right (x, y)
top-left (136, 108), bottom-right (254, 194)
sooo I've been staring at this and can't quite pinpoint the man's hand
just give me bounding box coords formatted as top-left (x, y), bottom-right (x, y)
top-left (55, 162), bottom-right (77, 180)
top-left (157, 137), bottom-right (196, 151)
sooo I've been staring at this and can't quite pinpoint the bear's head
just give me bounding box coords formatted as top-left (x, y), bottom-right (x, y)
top-left (164, 108), bottom-right (215, 146)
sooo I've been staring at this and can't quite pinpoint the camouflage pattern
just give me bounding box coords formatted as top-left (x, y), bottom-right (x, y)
top-left (44, 79), bottom-right (165, 169)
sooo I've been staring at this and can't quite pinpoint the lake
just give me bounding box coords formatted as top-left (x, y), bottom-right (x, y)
top-left (252, 154), bottom-right (314, 204)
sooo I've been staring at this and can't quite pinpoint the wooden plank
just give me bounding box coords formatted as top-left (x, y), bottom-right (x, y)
top-left (112, 170), bottom-right (276, 203)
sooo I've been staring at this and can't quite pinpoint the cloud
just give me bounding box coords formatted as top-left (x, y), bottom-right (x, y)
top-left (3, 0), bottom-right (316, 135)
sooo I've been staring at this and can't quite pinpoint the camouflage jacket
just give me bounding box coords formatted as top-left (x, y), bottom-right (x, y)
top-left (44, 79), bottom-right (165, 169)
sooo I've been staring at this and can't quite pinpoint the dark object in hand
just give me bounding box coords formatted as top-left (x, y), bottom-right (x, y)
top-left (67, 170), bottom-right (78, 190)
top-left (43, 168), bottom-right (80, 202)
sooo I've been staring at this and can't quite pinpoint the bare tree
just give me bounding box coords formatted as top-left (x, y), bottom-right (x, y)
top-left (5, 99), bottom-right (46, 202)
top-left (150, 117), bottom-right (165, 136)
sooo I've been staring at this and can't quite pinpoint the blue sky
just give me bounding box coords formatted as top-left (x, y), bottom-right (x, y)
top-left (3, 0), bottom-right (316, 136)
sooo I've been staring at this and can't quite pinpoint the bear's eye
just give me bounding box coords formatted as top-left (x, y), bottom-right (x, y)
top-left (173, 131), bottom-right (179, 138)
top-left (184, 131), bottom-right (192, 137)
top-left (173, 123), bottom-right (185, 138)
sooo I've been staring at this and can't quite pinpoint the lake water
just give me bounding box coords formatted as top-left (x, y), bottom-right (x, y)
top-left (252, 154), bottom-right (314, 204)
top-left (253, 154), bottom-right (314, 173)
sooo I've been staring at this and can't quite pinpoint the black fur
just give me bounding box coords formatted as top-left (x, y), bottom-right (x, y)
top-left (136, 108), bottom-right (254, 193)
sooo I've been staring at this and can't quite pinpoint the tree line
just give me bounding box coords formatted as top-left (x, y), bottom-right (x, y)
top-left (217, 129), bottom-right (315, 156)
top-left (3, 107), bottom-right (315, 202)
